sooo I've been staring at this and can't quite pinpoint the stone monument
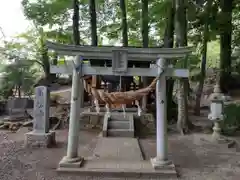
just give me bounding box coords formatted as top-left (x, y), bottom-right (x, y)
top-left (24, 86), bottom-right (56, 148)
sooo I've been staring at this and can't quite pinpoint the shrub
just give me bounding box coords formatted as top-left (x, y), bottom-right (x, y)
top-left (221, 103), bottom-right (240, 135)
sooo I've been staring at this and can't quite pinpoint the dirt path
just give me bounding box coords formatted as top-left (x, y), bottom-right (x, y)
top-left (0, 128), bottom-right (240, 180)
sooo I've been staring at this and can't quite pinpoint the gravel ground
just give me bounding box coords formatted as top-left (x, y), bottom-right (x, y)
top-left (0, 129), bottom-right (240, 180)
top-left (140, 134), bottom-right (240, 180)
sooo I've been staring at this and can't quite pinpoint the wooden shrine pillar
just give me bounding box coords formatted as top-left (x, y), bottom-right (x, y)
top-left (141, 77), bottom-right (148, 111)
top-left (91, 75), bottom-right (100, 88)
top-left (90, 75), bottom-right (100, 105)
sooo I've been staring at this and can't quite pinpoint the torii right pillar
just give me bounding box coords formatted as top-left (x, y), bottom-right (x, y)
top-left (151, 58), bottom-right (174, 169)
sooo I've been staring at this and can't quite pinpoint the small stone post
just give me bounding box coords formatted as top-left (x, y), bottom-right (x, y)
top-left (59, 55), bottom-right (84, 168)
top-left (25, 86), bottom-right (56, 148)
top-left (208, 83), bottom-right (225, 142)
top-left (151, 58), bottom-right (173, 168)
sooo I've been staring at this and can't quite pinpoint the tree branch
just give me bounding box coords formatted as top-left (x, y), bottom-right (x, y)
top-left (34, 60), bottom-right (44, 66)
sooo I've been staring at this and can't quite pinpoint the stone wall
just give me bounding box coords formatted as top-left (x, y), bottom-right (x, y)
top-left (7, 98), bottom-right (34, 112)
top-left (79, 112), bottom-right (156, 136)
top-left (80, 113), bottom-right (104, 130)
top-left (0, 101), bottom-right (6, 115)
top-left (134, 113), bottom-right (156, 136)
top-left (0, 98), bottom-right (34, 116)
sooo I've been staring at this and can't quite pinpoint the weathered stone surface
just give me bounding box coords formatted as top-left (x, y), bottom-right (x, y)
top-left (141, 114), bottom-right (154, 121)
top-left (17, 127), bottom-right (30, 134)
top-left (80, 114), bottom-right (103, 130)
top-left (146, 123), bottom-right (155, 130)
top-left (6, 98), bottom-right (33, 117)
top-left (93, 137), bottom-right (143, 160)
top-left (33, 86), bottom-right (50, 133)
top-left (58, 156), bottom-right (83, 168)
top-left (57, 136), bottom-right (177, 178)
top-left (85, 124), bottom-right (95, 129)
top-left (24, 86), bottom-right (56, 148)
top-left (89, 115), bottom-right (100, 126)
top-left (24, 131), bottom-right (56, 148)
top-left (140, 118), bottom-right (148, 125)
top-left (0, 100), bottom-right (6, 115)
top-left (135, 113), bottom-right (156, 136)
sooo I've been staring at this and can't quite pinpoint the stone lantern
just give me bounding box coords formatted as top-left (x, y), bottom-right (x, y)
top-left (208, 83), bottom-right (226, 141)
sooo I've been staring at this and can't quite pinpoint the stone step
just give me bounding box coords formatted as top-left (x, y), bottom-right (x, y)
top-left (110, 116), bottom-right (129, 121)
top-left (107, 129), bottom-right (134, 137)
top-left (108, 120), bottom-right (130, 129)
top-left (102, 113), bottom-right (135, 137)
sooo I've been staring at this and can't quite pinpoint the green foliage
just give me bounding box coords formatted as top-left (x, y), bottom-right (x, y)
top-left (207, 41), bottom-right (220, 67)
top-left (16, 0), bottom-right (240, 84)
top-left (221, 103), bottom-right (240, 136)
top-left (15, 27), bottom-right (58, 76)
top-left (232, 5), bottom-right (240, 47)
top-left (0, 61), bottom-right (37, 99)
top-left (21, 0), bottom-right (72, 27)
top-left (187, 40), bottom-right (220, 82)
top-left (0, 76), bottom-right (13, 100)
top-left (0, 32), bottom-right (43, 99)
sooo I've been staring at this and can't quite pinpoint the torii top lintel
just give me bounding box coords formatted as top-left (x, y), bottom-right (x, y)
top-left (46, 41), bottom-right (193, 61)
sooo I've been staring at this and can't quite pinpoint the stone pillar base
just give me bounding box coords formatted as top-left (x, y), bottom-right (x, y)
top-left (24, 131), bottom-right (56, 148)
top-left (59, 156), bottom-right (84, 168)
top-left (150, 157), bottom-right (175, 169)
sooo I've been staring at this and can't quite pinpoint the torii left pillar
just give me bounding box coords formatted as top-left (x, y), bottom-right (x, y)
top-left (59, 55), bottom-right (84, 168)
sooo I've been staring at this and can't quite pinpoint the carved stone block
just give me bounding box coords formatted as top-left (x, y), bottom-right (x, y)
top-left (24, 131), bottom-right (56, 148)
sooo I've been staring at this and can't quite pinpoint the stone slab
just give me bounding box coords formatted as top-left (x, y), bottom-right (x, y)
top-left (24, 131), bottom-right (56, 148)
top-left (57, 159), bottom-right (177, 178)
top-left (107, 129), bottom-right (134, 137)
top-left (87, 107), bottom-right (138, 113)
top-left (108, 121), bottom-right (130, 129)
top-left (93, 137), bottom-right (143, 161)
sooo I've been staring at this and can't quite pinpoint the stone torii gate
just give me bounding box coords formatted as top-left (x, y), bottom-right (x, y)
top-left (46, 41), bottom-right (192, 169)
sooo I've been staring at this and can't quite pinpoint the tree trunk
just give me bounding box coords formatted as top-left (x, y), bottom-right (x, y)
top-left (120, 0), bottom-right (128, 47)
top-left (89, 0), bottom-right (98, 46)
top-left (194, 0), bottom-right (213, 115)
top-left (194, 47), bottom-right (207, 115)
top-left (141, 0), bottom-right (148, 47)
top-left (120, 0), bottom-right (128, 92)
top-left (18, 85), bottom-right (21, 98)
top-left (175, 0), bottom-right (192, 135)
top-left (219, 0), bottom-right (233, 93)
top-left (41, 42), bottom-right (51, 81)
top-left (163, 0), bottom-right (175, 122)
top-left (89, 0), bottom-right (98, 103)
top-left (141, 0), bottom-right (149, 110)
top-left (38, 28), bottom-right (51, 82)
top-left (72, 0), bottom-right (80, 45)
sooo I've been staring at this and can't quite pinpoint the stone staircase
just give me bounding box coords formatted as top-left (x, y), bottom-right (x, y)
top-left (102, 113), bottom-right (134, 137)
